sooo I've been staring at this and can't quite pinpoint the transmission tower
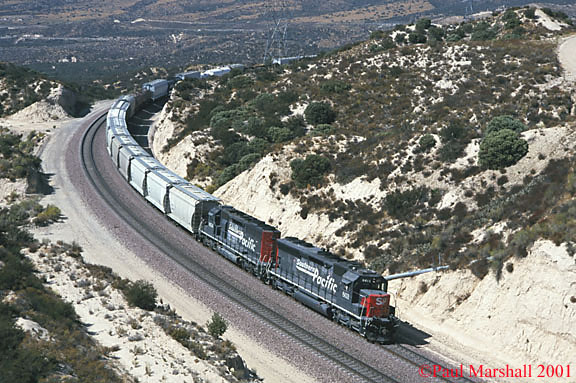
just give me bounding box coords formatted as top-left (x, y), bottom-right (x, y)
top-left (262, 0), bottom-right (300, 64)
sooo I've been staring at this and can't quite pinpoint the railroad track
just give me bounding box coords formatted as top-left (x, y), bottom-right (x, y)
top-left (78, 111), bottom-right (480, 383)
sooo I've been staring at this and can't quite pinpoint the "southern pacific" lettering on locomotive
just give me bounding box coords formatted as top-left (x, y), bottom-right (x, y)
top-left (228, 222), bottom-right (257, 252)
top-left (295, 260), bottom-right (338, 293)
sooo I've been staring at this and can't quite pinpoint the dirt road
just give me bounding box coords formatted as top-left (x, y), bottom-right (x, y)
top-left (559, 34), bottom-right (576, 81)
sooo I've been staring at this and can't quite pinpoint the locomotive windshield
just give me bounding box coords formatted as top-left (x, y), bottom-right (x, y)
top-left (359, 277), bottom-right (387, 291)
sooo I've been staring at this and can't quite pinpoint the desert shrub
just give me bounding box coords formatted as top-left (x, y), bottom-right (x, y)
top-left (524, 8), bottom-right (536, 19)
top-left (227, 75), bottom-right (253, 89)
top-left (415, 18), bottom-right (432, 31)
top-left (221, 141), bottom-right (251, 166)
top-left (438, 141), bottom-right (467, 162)
top-left (304, 102), bottom-right (336, 125)
top-left (478, 129), bottom-right (528, 169)
top-left (436, 122), bottom-right (472, 162)
top-left (207, 312), bottom-right (227, 338)
top-left (290, 155), bottom-right (331, 188)
top-left (395, 33), bottom-right (406, 44)
top-left (470, 258), bottom-right (489, 279)
top-left (279, 182), bottom-right (292, 195)
top-left (33, 204), bottom-right (61, 226)
top-left (363, 245), bottom-right (381, 261)
top-left (485, 115), bottom-right (526, 135)
top-left (211, 124), bottom-right (241, 147)
top-left (0, 250), bottom-right (41, 290)
top-left (502, 9), bottom-right (521, 29)
top-left (389, 66), bottom-right (404, 77)
top-left (471, 22), bottom-right (497, 41)
top-left (428, 25), bottom-right (445, 41)
top-left (0, 304), bottom-right (55, 383)
top-left (384, 187), bottom-right (429, 220)
top-left (541, 8), bottom-right (572, 23)
top-left (25, 287), bottom-right (76, 325)
top-left (440, 122), bottom-right (467, 141)
top-left (123, 280), bottom-right (157, 311)
top-left (247, 137), bottom-right (269, 155)
top-left (217, 164), bottom-right (240, 186)
top-left (238, 153), bottom-right (261, 170)
top-left (284, 115), bottom-right (307, 137)
top-left (0, 132), bottom-right (41, 180)
top-left (408, 32), bottom-right (427, 44)
top-left (417, 134), bottom-right (436, 152)
top-left (311, 124), bottom-right (334, 136)
top-left (320, 80), bottom-right (351, 94)
top-left (168, 326), bottom-right (190, 343)
top-left (267, 126), bottom-right (294, 143)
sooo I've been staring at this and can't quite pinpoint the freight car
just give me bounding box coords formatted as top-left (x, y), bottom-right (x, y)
top-left (105, 93), bottom-right (398, 343)
top-left (142, 79), bottom-right (170, 101)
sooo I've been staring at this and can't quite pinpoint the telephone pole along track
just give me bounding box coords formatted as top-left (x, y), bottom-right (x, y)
top-left (78, 111), bottom-right (479, 383)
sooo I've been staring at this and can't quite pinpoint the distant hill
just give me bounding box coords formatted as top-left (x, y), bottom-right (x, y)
top-left (1, 0), bottom-right (574, 83)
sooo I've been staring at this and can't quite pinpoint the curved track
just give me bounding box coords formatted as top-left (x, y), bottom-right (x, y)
top-left (79, 111), bottom-right (479, 383)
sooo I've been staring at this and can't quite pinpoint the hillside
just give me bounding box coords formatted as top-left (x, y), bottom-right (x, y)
top-left (152, 7), bottom-right (576, 366)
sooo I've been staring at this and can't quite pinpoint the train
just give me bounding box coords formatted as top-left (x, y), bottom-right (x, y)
top-left (105, 87), bottom-right (399, 343)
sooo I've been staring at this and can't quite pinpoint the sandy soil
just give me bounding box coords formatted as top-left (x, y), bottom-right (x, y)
top-left (25, 245), bottom-right (237, 383)
top-left (389, 239), bottom-right (576, 382)
top-left (30, 106), bottom-right (316, 383)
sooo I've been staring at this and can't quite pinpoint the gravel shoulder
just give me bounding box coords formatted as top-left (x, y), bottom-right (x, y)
top-left (32, 106), bottom-right (317, 383)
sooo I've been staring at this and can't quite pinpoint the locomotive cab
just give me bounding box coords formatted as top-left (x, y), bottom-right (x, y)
top-left (338, 270), bottom-right (397, 342)
top-left (203, 206), bottom-right (222, 237)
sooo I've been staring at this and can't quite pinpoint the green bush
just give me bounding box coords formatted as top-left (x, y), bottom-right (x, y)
top-left (217, 164), bottom-right (241, 186)
top-left (207, 312), bottom-right (227, 338)
top-left (417, 134), bottom-right (436, 152)
top-left (284, 115), bottom-right (307, 137)
top-left (471, 22), bottom-right (497, 41)
top-left (238, 153), bottom-right (261, 170)
top-left (320, 80), bottom-right (351, 94)
top-left (395, 33), bottom-right (406, 44)
top-left (408, 32), bottom-right (427, 44)
top-left (485, 115), bottom-right (526, 135)
top-left (384, 187), bottom-right (429, 220)
top-left (124, 280), bottom-right (157, 311)
top-left (267, 126), bottom-right (294, 143)
top-left (304, 102), bottom-right (336, 125)
top-left (478, 129), bottom-right (528, 169)
top-left (227, 75), bottom-right (254, 89)
top-left (415, 18), bottom-right (432, 31)
top-left (311, 124), bottom-right (334, 136)
top-left (524, 8), bottom-right (536, 19)
top-left (33, 204), bottom-right (61, 226)
top-left (290, 155), bottom-right (331, 188)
